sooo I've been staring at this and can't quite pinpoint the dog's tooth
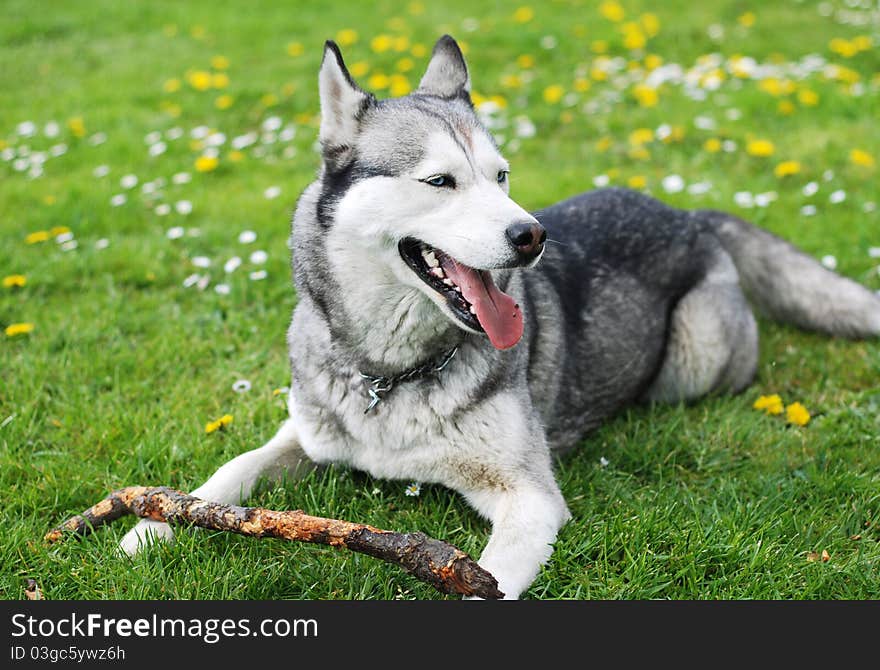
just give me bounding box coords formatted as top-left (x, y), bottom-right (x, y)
top-left (443, 278), bottom-right (454, 286)
top-left (469, 305), bottom-right (477, 315)
top-left (429, 267), bottom-right (445, 278)
top-left (454, 286), bottom-right (462, 293)
top-left (423, 251), bottom-right (439, 268)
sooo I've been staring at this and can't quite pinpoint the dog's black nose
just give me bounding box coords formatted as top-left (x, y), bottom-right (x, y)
top-left (506, 221), bottom-right (547, 259)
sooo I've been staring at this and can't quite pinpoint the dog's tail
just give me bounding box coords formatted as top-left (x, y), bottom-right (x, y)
top-left (697, 210), bottom-right (880, 338)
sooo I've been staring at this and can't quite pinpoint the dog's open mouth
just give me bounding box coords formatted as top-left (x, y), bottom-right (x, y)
top-left (398, 238), bottom-right (523, 350)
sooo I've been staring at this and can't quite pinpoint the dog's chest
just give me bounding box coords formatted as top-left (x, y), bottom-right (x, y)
top-left (287, 365), bottom-right (526, 488)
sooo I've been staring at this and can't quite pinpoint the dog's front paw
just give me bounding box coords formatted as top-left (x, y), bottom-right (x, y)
top-left (118, 519), bottom-right (175, 556)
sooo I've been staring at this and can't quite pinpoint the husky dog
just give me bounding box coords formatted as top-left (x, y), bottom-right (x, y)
top-left (121, 36), bottom-right (880, 598)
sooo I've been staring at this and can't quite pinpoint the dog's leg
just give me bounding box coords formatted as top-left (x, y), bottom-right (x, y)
top-left (465, 481), bottom-right (571, 599)
top-left (119, 418), bottom-right (313, 556)
top-left (645, 250), bottom-right (758, 403)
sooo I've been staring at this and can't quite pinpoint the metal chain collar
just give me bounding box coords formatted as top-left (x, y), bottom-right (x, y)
top-left (359, 346), bottom-right (458, 414)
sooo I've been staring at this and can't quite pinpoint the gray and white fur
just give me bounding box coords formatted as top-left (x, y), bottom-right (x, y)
top-left (121, 36), bottom-right (880, 599)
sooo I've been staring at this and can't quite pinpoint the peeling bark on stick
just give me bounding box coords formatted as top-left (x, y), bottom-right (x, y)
top-left (45, 486), bottom-right (503, 599)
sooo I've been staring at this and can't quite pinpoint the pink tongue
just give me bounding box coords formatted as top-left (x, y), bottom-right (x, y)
top-left (440, 257), bottom-right (523, 350)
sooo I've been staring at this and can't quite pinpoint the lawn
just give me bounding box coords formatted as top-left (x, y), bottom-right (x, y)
top-left (1, 0), bottom-right (878, 600)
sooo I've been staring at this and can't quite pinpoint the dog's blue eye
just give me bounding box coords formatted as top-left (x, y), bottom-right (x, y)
top-left (497, 170), bottom-right (509, 184)
top-left (423, 174), bottom-right (454, 188)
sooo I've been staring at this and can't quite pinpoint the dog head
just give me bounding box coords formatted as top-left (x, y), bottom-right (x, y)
top-left (311, 35), bottom-right (543, 351)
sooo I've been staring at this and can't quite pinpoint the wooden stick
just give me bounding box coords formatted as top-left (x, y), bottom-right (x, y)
top-left (45, 486), bottom-right (503, 599)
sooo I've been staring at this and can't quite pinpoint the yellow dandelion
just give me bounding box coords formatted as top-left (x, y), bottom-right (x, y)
top-left (543, 84), bottom-right (564, 104)
top-left (350, 61), bottom-right (370, 78)
top-left (389, 75), bottom-right (411, 97)
top-left (286, 41), bottom-right (304, 57)
top-left (829, 38), bottom-right (857, 58)
top-left (396, 57), bottom-right (414, 73)
top-left (194, 155), bottom-right (219, 172)
top-left (368, 72), bottom-right (390, 90)
top-left (335, 29), bottom-right (358, 47)
top-left (640, 13), bottom-right (660, 37)
top-left (501, 74), bottom-right (523, 89)
top-left (410, 43), bottom-right (427, 58)
top-left (629, 127), bottom-right (654, 146)
top-left (622, 22), bottom-right (646, 50)
top-left (517, 54), bottom-right (535, 69)
top-left (644, 54), bottom-right (663, 70)
top-left (67, 117), bottom-right (86, 138)
top-left (632, 84), bottom-right (659, 108)
top-left (408, 1), bottom-right (424, 14)
top-left (703, 138), bottom-right (722, 153)
top-left (25, 231), bottom-right (50, 244)
top-left (190, 25), bottom-right (206, 39)
top-left (777, 100), bottom-right (795, 115)
top-left (50, 226), bottom-right (70, 236)
top-left (786, 402), bottom-right (811, 426)
top-left (627, 175), bottom-right (647, 189)
top-left (228, 150), bottom-right (245, 162)
top-left (746, 139), bottom-right (775, 157)
top-left (3, 275), bottom-right (27, 288)
top-left (281, 82), bottom-right (296, 96)
top-left (797, 88), bottom-right (819, 106)
top-left (187, 70), bottom-right (212, 91)
top-left (205, 413), bottom-right (234, 434)
top-left (370, 34), bottom-right (393, 53)
top-left (163, 78), bottom-right (181, 93)
top-left (628, 146), bottom-right (650, 161)
top-left (599, 0), bottom-right (625, 22)
top-left (261, 93), bottom-right (278, 107)
top-left (753, 394), bottom-right (784, 415)
top-left (161, 102), bottom-right (182, 118)
top-left (215, 94), bottom-right (234, 110)
top-left (596, 137), bottom-right (612, 152)
top-left (850, 149), bottom-right (875, 168)
top-left (43, 195), bottom-right (56, 206)
top-left (393, 36), bottom-right (410, 53)
top-left (852, 35), bottom-right (872, 51)
top-left (738, 12), bottom-right (756, 28)
top-left (211, 55), bottom-right (229, 70)
top-left (513, 6), bottom-right (534, 23)
top-left (5, 323), bottom-right (35, 337)
top-left (591, 40), bottom-right (609, 54)
top-left (211, 72), bottom-right (229, 89)
top-left (774, 160), bottom-right (801, 178)
top-left (573, 78), bottom-right (590, 92)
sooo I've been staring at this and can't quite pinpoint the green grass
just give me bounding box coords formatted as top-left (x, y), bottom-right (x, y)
top-left (2, 0), bottom-right (879, 600)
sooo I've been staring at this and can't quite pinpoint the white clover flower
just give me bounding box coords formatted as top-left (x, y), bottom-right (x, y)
top-left (149, 141), bottom-right (167, 157)
top-left (599, 456), bottom-right (610, 468)
top-left (55, 232), bottom-right (74, 244)
top-left (191, 256), bottom-right (212, 268)
top-left (191, 125), bottom-right (210, 139)
top-left (829, 190), bottom-right (846, 204)
top-left (593, 174), bottom-right (610, 187)
top-left (238, 230), bottom-right (257, 244)
top-left (662, 174), bottom-right (685, 194)
top-left (802, 181), bottom-right (819, 196)
top-left (249, 270), bottom-right (267, 281)
top-left (249, 250), bottom-right (267, 264)
top-left (261, 116), bottom-right (282, 132)
top-left (166, 226), bottom-right (185, 239)
top-left (172, 172), bottom-right (191, 185)
top-left (110, 194), bottom-right (127, 207)
top-left (17, 121), bottom-right (36, 137)
top-left (60, 240), bottom-right (78, 252)
top-left (264, 186), bottom-right (281, 199)
top-left (155, 203), bottom-right (171, 216)
top-left (95, 238), bottom-right (110, 250)
top-left (224, 256), bottom-right (242, 273)
top-left (821, 255), bottom-right (838, 270)
top-left (214, 283), bottom-right (231, 295)
top-left (120, 174), bottom-right (138, 189)
top-left (734, 191), bottom-right (754, 208)
top-left (44, 121), bottom-right (60, 138)
top-left (88, 132), bottom-right (107, 146)
top-left (801, 204), bottom-right (817, 216)
top-left (145, 131), bottom-right (162, 145)
top-left (175, 200), bottom-right (193, 215)
top-left (232, 379), bottom-right (252, 393)
top-left (182, 273), bottom-right (201, 288)
top-left (93, 165), bottom-right (110, 178)
top-left (166, 127), bottom-right (184, 140)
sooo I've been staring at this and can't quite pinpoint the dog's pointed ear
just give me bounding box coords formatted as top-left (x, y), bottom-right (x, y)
top-left (417, 34), bottom-right (471, 98)
top-left (319, 40), bottom-right (373, 152)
